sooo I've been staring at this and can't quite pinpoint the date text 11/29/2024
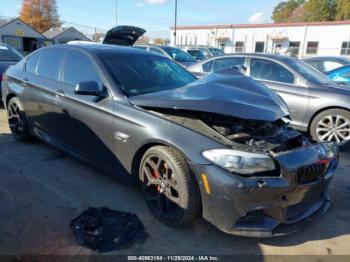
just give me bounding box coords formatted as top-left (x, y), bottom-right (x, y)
top-left (127, 256), bottom-right (219, 261)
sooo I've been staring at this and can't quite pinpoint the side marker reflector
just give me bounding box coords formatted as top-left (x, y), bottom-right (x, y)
top-left (201, 174), bottom-right (211, 195)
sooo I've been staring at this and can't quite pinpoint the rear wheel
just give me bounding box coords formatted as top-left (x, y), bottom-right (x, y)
top-left (139, 146), bottom-right (200, 226)
top-left (7, 97), bottom-right (31, 142)
top-left (310, 109), bottom-right (350, 146)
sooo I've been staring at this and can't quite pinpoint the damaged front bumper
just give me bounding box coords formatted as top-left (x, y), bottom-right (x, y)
top-left (190, 143), bottom-right (339, 237)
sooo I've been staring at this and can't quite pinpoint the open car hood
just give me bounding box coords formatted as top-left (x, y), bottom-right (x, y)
top-left (103, 26), bottom-right (146, 46)
top-left (129, 70), bottom-right (290, 122)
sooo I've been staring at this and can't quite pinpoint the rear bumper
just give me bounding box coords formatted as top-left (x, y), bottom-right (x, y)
top-left (190, 143), bottom-right (339, 237)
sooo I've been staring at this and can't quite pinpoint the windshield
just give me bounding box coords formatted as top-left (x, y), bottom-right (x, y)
top-left (0, 45), bottom-right (23, 61)
top-left (100, 53), bottom-right (197, 97)
top-left (162, 47), bottom-right (196, 63)
top-left (287, 58), bottom-right (335, 85)
top-left (209, 48), bottom-right (224, 56)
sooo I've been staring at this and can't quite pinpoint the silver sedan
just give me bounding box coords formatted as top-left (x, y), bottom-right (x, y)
top-left (188, 53), bottom-right (350, 146)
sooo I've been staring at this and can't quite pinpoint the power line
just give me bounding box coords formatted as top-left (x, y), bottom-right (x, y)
top-left (59, 19), bottom-right (107, 32)
top-left (59, 0), bottom-right (172, 23)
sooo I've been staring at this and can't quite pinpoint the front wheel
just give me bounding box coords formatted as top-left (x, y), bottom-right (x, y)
top-left (139, 146), bottom-right (200, 226)
top-left (310, 109), bottom-right (350, 146)
top-left (7, 97), bottom-right (31, 142)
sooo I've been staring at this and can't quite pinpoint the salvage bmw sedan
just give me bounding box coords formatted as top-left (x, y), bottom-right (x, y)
top-left (2, 44), bottom-right (339, 237)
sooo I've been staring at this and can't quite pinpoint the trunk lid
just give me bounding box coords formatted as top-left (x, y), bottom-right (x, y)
top-left (103, 26), bottom-right (146, 46)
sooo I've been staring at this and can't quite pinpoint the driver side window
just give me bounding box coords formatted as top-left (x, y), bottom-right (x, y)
top-left (62, 50), bottom-right (103, 88)
top-left (250, 58), bottom-right (295, 84)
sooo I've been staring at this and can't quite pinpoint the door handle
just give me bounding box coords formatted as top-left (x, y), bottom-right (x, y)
top-left (55, 90), bottom-right (65, 97)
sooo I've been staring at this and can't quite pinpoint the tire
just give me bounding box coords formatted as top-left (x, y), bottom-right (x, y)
top-left (139, 145), bottom-right (201, 226)
top-left (7, 97), bottom-right (31, 142)
top-left (310, 109), bottom-right (350, 146)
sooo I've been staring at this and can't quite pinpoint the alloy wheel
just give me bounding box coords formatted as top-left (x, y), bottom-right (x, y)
top-left (316, 114), bottom-right (350, 144)
top-left (141, 154), bottom-right (181, 219)
top-left (7, 101), bottom-right (24, 138)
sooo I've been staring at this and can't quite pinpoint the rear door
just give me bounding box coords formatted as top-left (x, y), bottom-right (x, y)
top-left (22, 48), bottom-right (67, 137)
top-left (54, 50), bottom-right (117, 169)
top-left (247, 57), bottom-right (309, 127)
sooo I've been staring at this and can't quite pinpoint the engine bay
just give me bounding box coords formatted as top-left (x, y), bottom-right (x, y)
top-left (147, 108), bottom-right (313, 154)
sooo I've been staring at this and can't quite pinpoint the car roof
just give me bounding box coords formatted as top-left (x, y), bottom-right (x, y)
top-left (134, 44), bottom-right (167, 48)
top-left (204, 53), bottom-right (297, 62)
top-left (303, 56), bottom-right (350, 62)
top-left (40, 43), bottom-right (157, 57)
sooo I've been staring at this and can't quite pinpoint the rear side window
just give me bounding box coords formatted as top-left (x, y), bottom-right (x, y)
top-left (37, 49), bottom-right (65, 80)
top-left (250, 58), bottom-right (295, 84)
top-left (62, 51), bottom-right (102, 87)
top-left (26, 52), bottom-right (40, 74)
top-left (213, 57), bottom-right (245, 72)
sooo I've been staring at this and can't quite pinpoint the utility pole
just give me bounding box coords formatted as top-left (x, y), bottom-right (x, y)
top-left (115, 0), bottom-right (118, 26)
top-left (174, 0), bottom-right (178, 46)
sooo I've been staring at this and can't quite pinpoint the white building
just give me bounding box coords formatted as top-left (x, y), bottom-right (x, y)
top-left (170, 20), bottom-right (350, 58)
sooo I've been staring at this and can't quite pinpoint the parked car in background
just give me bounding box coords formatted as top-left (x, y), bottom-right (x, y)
top-left (0, 44), bottom-right (23, 101)
top-left (188, 54), bottom-right (350, 146)
top-left (182, 46), bottom-right (225, 61)
top-left (303, 56), bottom-right (350, 74)
top-left (2, 43), bottom-right (339, 237)
top-left (134, 44), bottom-right (196, 67)
top-left (325, 64), bottom-right (350, 86)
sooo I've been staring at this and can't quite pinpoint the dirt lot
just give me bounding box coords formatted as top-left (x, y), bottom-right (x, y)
top-left (0, 107), bottom-right (350, 260)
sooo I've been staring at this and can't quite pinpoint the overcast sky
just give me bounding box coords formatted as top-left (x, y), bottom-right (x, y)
top-left (0, 0), bottom-right (280, 38)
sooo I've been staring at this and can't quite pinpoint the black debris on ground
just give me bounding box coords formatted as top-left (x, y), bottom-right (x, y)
top-left (70, 207), bottom-right (148, 253)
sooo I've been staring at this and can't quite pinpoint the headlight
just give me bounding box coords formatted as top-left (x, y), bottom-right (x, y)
top-left (202, 149), bottom-right (276, 175)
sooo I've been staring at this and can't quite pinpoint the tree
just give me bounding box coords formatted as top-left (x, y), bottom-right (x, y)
top-left (93, 32), bottom-right (105, 43)
top-left (290, 5), bottom-right (305, 22)
top-left (272, 0), bottom-right (305, 23)
top-left (20, 0), bottom-right (60, 33)
top-left (303, 0), bottom-right (336, 22)
top-left (153, 38), bottom-right (166, 45)
top-left (336, 0), bottom-right (350, 20)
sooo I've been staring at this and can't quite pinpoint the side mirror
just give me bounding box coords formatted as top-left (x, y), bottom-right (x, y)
top-left (74, 81), bottom-right (106, 97)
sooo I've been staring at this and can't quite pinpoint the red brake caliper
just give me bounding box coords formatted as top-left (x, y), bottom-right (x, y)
top-left (152, 169), bottom-right (161, 192)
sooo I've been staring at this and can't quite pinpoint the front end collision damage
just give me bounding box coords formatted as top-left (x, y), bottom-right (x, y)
top-left (190, 142), bottom-right (338, 237)
top-left (133, 106), bottom-right (339, 236)
top-left (129, 72), bottom-right (339, 237)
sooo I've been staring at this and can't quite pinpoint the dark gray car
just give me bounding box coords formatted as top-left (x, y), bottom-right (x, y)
top-left (188, 54), bottom-right (350, 146)
top-left (2, 44), bottom-right (339, 237)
